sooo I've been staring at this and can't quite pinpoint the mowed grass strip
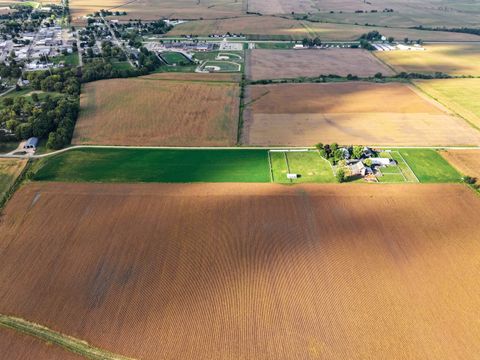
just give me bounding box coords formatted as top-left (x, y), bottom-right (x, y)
top-left (396, 149), bottom-right (462, 183)
top-left (0, 314), bottom-right (134, 360)
top-left (32, 148), bottom-right (271, 183)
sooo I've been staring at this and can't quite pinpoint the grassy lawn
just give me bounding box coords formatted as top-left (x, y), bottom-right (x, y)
top-left (32, 148), bottom-right (271, 183)
top-left (377, 173), bottom-right (405, 183)
top-left (254, 42), bottom-right (295, 49)
top-left (110, 61), bottom-right (133, 71)
top-left (52, 53), bottom-right (79, 66)
top-left (270, 151), bottom-right (335, 183)
top-left (396, 149), bottom-right (462, 183)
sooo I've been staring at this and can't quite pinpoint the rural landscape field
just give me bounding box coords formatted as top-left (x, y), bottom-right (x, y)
top-left (243, 82), bottom-right (480, 146)
top-left (73, 74), bottom-right (240, 146)
top-left (1, 183), bottom-right (480, 360)
top-left (247, 48), bottom-right (394, 80)
top-left (1, 0), bottom-right (480, 358)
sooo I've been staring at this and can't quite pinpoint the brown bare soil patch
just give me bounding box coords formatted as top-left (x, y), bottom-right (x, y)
top-left (72, 75), bottom-right (239, 146)
top-left (244, 82), bottom-right (480, 146)
top-left (440, 150), bottom-right (480, 183)
top-left (142, 72), bottom-right (241, 82)
top-left (1, 182), bottom-right (480, 359)
top-left (0, 328), bottom-right (82, 360)
top-left (247, 48), bottom-right (395, 80)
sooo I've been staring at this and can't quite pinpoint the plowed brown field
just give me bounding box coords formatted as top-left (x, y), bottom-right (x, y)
top-left (243, 82), bottom-right (480, 146)
top-left (0, 328), bottom-right (83, 360)
top-left (1, 182), bottom-right (480, 359)
top-left (72, 75), bottom-right (239, 146)
top-left (440, 150), bottom-right (480, 182)
top-left (247, 48), bottom-right (395, 80)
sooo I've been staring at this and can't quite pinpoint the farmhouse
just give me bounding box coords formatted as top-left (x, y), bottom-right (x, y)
top-left (348, 161), bottom-right (372, 177)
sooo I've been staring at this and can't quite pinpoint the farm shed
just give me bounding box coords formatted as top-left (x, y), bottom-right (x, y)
top-left (370, 158), bottom-right (396, 166)
top-left (23, 137), bottom-right (38, 150)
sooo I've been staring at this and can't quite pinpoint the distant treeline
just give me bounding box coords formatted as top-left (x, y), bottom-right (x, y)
top-left (411, 26), bottom-right (480, 36)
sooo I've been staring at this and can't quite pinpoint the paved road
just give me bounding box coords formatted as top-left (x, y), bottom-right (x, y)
top-left (1, 144), bottom-right (480, 160)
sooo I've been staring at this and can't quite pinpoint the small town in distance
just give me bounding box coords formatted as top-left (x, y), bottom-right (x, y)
top-left (0, 0), bottom-right (480, 359)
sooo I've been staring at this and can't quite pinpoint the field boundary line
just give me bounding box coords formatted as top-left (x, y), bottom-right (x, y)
top-left (0, 314), bottom-right (136, 360)
top-left (267, 151), bottom-right (274, 182)
top-left (394, 150), bottom-right (420, 183)
top-left (284, 152), bottom-right (292, 183)
top-left (386, 152), bottom-right (407, 182)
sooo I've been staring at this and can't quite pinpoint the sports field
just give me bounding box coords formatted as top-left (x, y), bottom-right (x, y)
top-left (440, 150), bottom-right (480, 183)
top-left (247, 48), bottom-right (394, 80)
top-left (168, 16), bottom-right (480, 41)
top-left (243, 82), bottom-right (480, 146)
top-left (376, 44), bottom-right (480, 76)
top-left (31, 148), bottom-right (271, 183)
top-left (1, 182), bottom-right (480, 359)
top-left (0, 158), bottom-right (27, 202)
top-left (73, 74), bottom-right (240, 147)
top-left (415, 79), bottom-right (480, 129)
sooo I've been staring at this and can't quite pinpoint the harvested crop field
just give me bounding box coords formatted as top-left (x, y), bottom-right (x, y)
top-left (0, 158), bottom-right (27, 201)
top-left (1, 182), bottom-right (480, 359)
top-left (247, 48), bottom-right (395, 80)
top-left (168, 16), bottom-right (480, 41)
top-left (243, 82), bottom-right (480, 146)
top-left (415, 79), bottom-right (480, 129)
top-left (376, 44), bottom-right (480, 76)
top-left (440, 150), bottom-right (480, 182)
top-left (73, 75), bottom-right (240, 146)
top-left (70, 0), bottom-right (241, 24)
top-left (0, 328), bottom-right (82, 360)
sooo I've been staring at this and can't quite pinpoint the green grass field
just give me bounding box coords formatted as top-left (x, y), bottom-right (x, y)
top-left (111, 61), bottom-right (133, 71)
top-left (52, 53), bottom-right (79, 66)
top-left (270, 151), bottom-right (335, 183)
top-left (161, 52), bottom-right (193, 65)
top-left (395, 149), bottom-right (462, 183)
top-left (32, 148), bottom-right (271, 183)
top-left (254, 42), bottom-right (295, 49)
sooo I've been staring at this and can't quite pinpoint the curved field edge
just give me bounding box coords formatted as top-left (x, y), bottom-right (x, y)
top-left (0, 314), bottom-right (135, 360)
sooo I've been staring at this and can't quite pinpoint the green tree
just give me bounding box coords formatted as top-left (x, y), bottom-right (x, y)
top-left (336, 168), bottom-right (346, 183)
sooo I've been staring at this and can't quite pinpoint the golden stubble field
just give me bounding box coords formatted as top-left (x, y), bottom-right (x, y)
top-left (376, 44), bottom-right (480, 76)
top-left (415, 78), bottom-right (480, 129)
top-left (243, 82), bottom-right (480, 146)
top-left (169, 15), bottom-right (480, 41)
top-left (1, 182), bottom-right (480, 359)
top-left (247, 48), bottom-right (395, 80)
top-left (70, 0), bottom-right (243, 24)
top-left (72, 74), bottom-right (240, 146)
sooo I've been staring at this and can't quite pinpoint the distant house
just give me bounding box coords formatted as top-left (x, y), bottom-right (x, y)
top-left (23, 137), bottom-right (38, 150)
